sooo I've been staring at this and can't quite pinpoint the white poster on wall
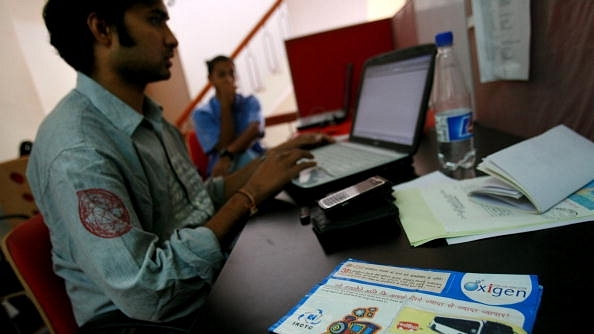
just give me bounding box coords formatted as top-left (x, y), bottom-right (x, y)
top-left (471, 0), bottom-right (531, 83)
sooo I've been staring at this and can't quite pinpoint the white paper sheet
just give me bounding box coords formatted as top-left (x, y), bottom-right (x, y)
top-left (393, 172), bottom-right (594, 246)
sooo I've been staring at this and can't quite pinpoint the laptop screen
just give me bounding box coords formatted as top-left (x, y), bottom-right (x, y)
top-left (350, 52), bottom-right (434, 149)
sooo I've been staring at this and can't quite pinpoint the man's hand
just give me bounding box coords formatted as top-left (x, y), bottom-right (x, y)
top-left (271, 132), bottom-right (335, 153)
top-left (241, 148), bottom-right (316, 203)
top-left (237, 132), bottom-right (334, 202)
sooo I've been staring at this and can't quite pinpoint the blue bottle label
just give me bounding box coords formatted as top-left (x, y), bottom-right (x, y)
top-left (435, 109), bottom-right (473, 142)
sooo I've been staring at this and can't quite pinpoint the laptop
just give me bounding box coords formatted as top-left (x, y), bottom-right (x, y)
top-left (286, 44), bottom-right (436, 202)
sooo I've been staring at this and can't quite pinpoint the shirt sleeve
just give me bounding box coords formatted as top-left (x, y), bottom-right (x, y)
top-left (204, 176), bottom-right (226, 208)
top-left (37, 147), bottom-right (226, 322)
top-left (244, 95), bottom-right (265, 133)
top-left (191, 101), bottom-right (220, 154)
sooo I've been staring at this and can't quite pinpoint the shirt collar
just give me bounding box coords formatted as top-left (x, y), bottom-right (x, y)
top-left (75, 72), bottom-right (164, 136)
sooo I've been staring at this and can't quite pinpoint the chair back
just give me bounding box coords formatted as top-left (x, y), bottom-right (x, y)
top-left (0, 157), bottom-right (39, 228)
top-left (184, 130), bottom-right (209, 178)
top-left (1, 214), bottom-right (79, 334)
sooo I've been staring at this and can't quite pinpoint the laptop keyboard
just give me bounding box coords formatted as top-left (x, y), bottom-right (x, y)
top-left (313, 144), bottom-right (395, 177)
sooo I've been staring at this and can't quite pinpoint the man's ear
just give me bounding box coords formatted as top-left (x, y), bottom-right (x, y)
top-left (87, 13), bottom-right (112, 45)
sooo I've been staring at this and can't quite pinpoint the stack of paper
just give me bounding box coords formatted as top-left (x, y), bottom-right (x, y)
top-left (394, 173), bottom-right (594, 246)
top-left (393, 124), bottom-right (594, 246)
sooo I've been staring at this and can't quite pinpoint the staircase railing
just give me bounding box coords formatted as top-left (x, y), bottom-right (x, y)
top-left (175, 0), bottom-right (291, 129)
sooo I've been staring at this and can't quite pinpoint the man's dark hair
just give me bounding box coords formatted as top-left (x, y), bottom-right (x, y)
top-left (42, 0), bottom-right (158, 74)
top-left (206, 55), bottom-right (233, 75)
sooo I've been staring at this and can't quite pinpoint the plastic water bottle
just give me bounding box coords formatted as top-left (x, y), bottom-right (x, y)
top-left (432, 31), bottom-right (476, 176)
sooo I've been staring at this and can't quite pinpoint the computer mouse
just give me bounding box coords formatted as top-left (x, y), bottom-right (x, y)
top-left (296, 166), bottom-right (331, 185)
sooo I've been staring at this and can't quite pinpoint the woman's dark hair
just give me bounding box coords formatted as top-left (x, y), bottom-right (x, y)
top-left (206, 55), bottom-right (233, 75)
top-left (42, 0), bottom-right (158, 74)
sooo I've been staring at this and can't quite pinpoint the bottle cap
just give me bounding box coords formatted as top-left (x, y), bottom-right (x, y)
top-left (435, 31), bottom-right (453, 47)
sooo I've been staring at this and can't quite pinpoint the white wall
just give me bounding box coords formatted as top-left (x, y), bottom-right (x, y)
top-left (0, 0), bottom-right (47, 161)
top-left (415, 0), bottom-right (473, 94)
top-left (168, 0), bottom-right (280, 101)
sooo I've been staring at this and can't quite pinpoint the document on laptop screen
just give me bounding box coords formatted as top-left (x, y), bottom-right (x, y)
top-left (352, 55), bottom-right (432, 146)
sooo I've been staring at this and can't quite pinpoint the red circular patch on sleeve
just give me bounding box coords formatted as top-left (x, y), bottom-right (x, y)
top-left (77, 188), bottom-right (132, 238)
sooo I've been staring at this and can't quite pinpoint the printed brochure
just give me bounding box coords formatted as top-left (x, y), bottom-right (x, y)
top-left (269, 259), bottom-right (542, 334)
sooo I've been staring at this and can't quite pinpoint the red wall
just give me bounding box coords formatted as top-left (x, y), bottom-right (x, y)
top-left (285, 19), bottom-right (395, 119)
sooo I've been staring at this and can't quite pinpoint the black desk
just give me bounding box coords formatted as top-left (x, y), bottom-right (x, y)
top-left (195, 124), bottom-right (592, 333)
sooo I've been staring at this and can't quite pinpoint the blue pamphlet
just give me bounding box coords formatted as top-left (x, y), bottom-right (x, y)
top-left (269, 258), bottom-right (542, 334)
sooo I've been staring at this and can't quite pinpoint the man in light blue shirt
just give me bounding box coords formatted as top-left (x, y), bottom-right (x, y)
top-left (30, 0), bottom-right (331, 332)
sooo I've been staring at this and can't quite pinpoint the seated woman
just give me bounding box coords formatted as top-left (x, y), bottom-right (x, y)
top-left (191, 55), bottom-right (266, 177)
